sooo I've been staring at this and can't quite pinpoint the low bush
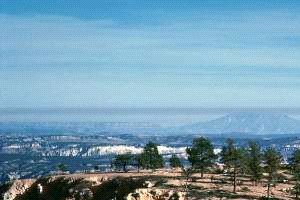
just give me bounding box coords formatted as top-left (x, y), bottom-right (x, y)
top-left (240, 186), bottom-right (251, 192)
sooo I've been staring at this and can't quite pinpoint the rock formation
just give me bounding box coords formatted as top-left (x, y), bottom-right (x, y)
top-left (3, 179), bottom-right (35, 200)
top-left (126, 188), bottom-right (185, 200)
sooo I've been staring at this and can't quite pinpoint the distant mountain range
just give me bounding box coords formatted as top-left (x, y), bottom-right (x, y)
top-left (173, 112), bottom-right (300, 135)
top-left (1, 113), bottom-right (300, 135)
top-left (0, 121), bottom-right (161, 135)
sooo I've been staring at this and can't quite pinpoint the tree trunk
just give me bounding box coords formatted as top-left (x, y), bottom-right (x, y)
top-left (233, 168), bottom-right (237, 193)
top-left (267, 183), bottom-right (270, 199)
top-left (201, 168), bottom-right (204, 179)
top-left (184, 178), bottom-right (189, 200)
top-left (253, 180), bottom-right (257, 186)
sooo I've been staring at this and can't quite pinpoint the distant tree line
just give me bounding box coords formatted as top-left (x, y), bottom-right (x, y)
top-left (113, 141), bottom-right (164, 172)
top-left (112, 137), bottom-right (300, 199)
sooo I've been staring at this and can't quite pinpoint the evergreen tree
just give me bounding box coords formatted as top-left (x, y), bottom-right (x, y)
top-left (181, 167), bottom-right (194, 199)
top-left (264, 147), bottom-right (282, 199)
top-left (133, 154), bottom-right (143, 172)
top-left (186, 137), bottom-right (216, 178)
top-left (239, 147), bottom-right (249, 175)
top-left (290, 149), bottom-right (300, 199)
top-left (220, 138), bottom-right (243, 193)
top-left (113, 153), bottom-right (133, 172)
top-left (57, 163), bottom-right (67, 172)
top-left (94, 165), bottom-right (99, 171)
top-left (140, 141), bottom-right (164, 170)
top-left (169, 154), bottom-right (182, 168)
top-left (246, 141), bottom-right (263, 185)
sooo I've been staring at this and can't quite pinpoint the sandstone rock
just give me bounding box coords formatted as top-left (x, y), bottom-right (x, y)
top-left (126, 188), bottom-right (185, 200)
top-left (144, 181), bottom-right (155, 188)
top-left (3, 179), bottom-right (36, 200)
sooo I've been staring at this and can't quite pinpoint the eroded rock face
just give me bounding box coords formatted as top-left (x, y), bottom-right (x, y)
top-left (50, 174), bottom-right (110, 186)
top-left (2, 175), bottom-right (181, 200)
top-left (3, 179), bottom-right (36, 200)
top-left (126, 188), bottom-right (185, 200)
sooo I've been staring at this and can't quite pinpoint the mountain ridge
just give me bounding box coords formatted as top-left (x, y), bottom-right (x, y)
top-left (174, 112), bottom-right (300, 135)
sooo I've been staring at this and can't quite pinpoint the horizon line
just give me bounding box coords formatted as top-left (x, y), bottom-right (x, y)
top-left (1, 107), bottom-right (300, 114)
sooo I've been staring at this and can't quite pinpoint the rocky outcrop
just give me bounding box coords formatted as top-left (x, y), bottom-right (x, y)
top-left (126, 188), bottom-right (185, 200)
top-left (3, 179), bottom-right (36, 200)
top-left (2, 173), bottom-right (185, 200)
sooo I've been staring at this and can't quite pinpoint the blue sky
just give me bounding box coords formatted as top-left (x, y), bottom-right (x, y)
top-left (1, 0), bottom-right (300, 108)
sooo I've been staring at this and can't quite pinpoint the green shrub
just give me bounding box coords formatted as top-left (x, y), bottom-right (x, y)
top-left (92, 177), bottom-right (145, 200)
top-left (240, 186), bottom-right (250, 192)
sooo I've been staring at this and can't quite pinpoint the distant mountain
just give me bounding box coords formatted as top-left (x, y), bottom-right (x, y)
top-left (174, 113), bottom-right (300, 135)
top-left (0, 121), bottom-right (161, 135)
top-left (1, 113), bottom-right (300, 136)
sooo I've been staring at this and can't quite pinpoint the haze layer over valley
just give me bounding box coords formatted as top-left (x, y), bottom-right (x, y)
top-left (1, 110), bottom-right (300, 136)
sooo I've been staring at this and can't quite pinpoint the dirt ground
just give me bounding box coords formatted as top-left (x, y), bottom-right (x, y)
top-left (167, 173), bottom-right (293, 200)
top-left (53, 169), bottom-right (295, 199)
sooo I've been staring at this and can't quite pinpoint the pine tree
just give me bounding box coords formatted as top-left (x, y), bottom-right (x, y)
top-left (169, 154), bottom-right (182, 168)
top-left (295, 183), bottom-right (300, 200)
top-left (263, 147), bottom-right (282, 199)
top-left (113, 153), bottom-right (133, 172)
top-left (140, 141), bottom-right (164, 170)
top-left (57, 163), bottom-right (67, 172)
top-left (246, 141), bottom-right (263, 185)
top-left (220, 138), bottom-right (243, 193)
top-left (133, 154), bottom-right (143, 172)
top-left (290, 149), bottom-right (300, 199)
top-left (181, 167), bottom-right (194, 200)
top-left (186, 137), bottom-right (216, 178)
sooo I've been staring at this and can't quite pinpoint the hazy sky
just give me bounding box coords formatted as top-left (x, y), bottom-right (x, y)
top-left (1, 0), bottom-right (300, 108)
